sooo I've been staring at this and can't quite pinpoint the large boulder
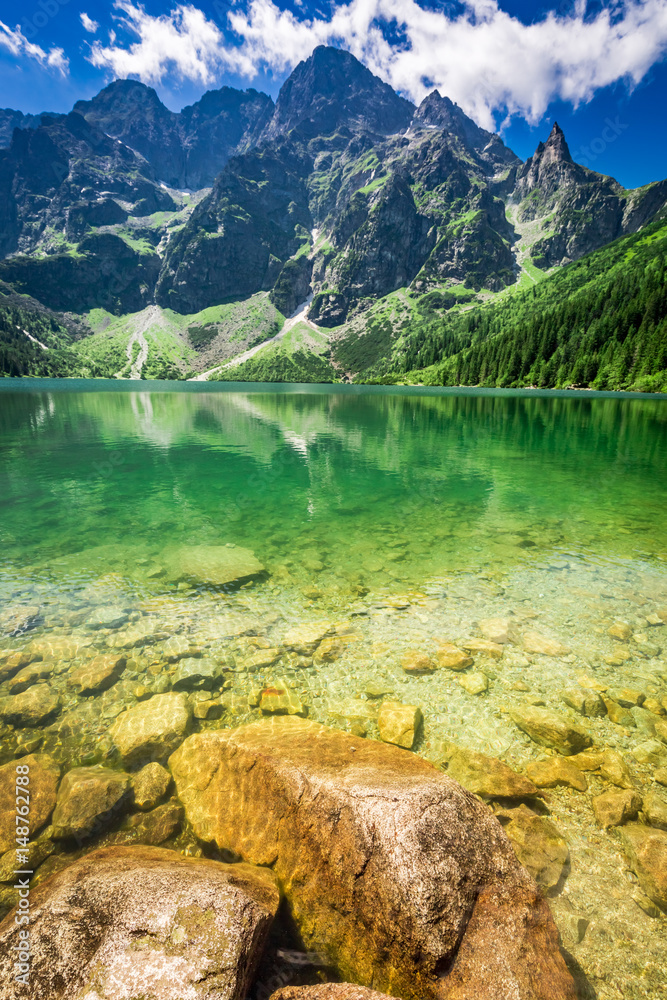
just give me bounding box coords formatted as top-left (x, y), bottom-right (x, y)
top-left (169, 718), bottom-right (576, 1000)
top-left (0, 845), bottom-right (280, 999)
top-left (0, 754), bottom-right (60, 852)
top-left (108, 692), bottom-right (192, 766)
top-left (166, 545), bottom-right (265, 587)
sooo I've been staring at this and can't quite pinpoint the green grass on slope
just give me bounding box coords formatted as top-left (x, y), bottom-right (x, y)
top-left (211, 324), bottom-right (337, 383)
top-left (357, 219), bottom-right (667, 392)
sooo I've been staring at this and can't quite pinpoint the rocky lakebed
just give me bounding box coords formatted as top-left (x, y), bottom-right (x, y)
top-left (0, 542), bottom-right (666, 1000)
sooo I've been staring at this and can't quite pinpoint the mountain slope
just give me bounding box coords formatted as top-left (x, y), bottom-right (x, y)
top-left (351, 218), bottom-right (667, 392)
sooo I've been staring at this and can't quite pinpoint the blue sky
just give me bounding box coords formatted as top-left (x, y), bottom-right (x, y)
top-left (0, 0), bottom-right (666, 188)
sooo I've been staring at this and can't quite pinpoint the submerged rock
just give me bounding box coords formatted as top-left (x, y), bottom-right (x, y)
top-left (27, 635), bottom-right (92, 660)
top-left (7, 660), bottom-right (56, 694)
top-left (377, 701), bottom-right (422, 748)
top-left (497, 804), bottom-right (570, 896)
top-left (67, 653), bottom-right (127, 695)
top-left (521, 631), bottom-right (570, 657)
top-left (0, 650), bottom-right (36, 684)
top-left (644, 789), bottom-right (667, 830)
top-left (478, 617), bottom-right (512, 644)
top-left (0, 684), bottom-right (61, 727)
top-left (85, 605), bottom-right (129, 629)
top-left (283, 622), bottom-right (333, 654)
top-left (260, 679), bottom-right (305, 716)
top-left (0, 845), bottom-right (280, 999)
top-left (444, 747), bottom-right (540, 801)
top-left (172, 656), bottom-right (223, 691)
top-left (434, 643), bottom-right (473, 671)
top-left (619, 825), bottom-right (667, 911)
top-left (169, 718), bottom-right (576, 1000)
top-left (525, 757), bottom-right (588, 792)
top-left (0, 754), bottom-right (60, 852)
top-left (509, 706), bottom-right (593, 755)
top-left (592, 788), bottom-right (642, 829)
top-left (271, 989), bottom-right (400, 1000)
top-left (459, 638), bottom-right (504, 660)
top-left (400, 650), bottom-right (434, 675)
top-left (51, 765), bottom-right (130, 840)
top-left (123, 800), bottom-right (183, 845)
top-left (458, 671), bottom-right (489, 695)
top-left (167, 544), bottom-right (266, 587)
top-left (131, 762), bottom-right (172, 811)
top-left (109, 692), bottom-right (193, 766)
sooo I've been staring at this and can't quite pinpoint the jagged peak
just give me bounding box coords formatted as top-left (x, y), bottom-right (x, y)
top-left (541, 121), bottom-right (573, 164)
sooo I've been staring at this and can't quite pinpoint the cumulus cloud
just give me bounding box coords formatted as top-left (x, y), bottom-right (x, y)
top-left (80, 13), bottom-right (100, 34)
top-left (88, 1), bottom-right (231, 85)
top-left (85, 0), bottom-right (667, 128)
top-left (0, 20), bottom-right (69, 75)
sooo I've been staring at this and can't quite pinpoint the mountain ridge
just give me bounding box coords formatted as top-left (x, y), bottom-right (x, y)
top-left (0, 45), bottom-right (665, 385)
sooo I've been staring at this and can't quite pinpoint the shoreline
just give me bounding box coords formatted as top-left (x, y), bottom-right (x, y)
top-left (0, 377), bottom-right (666, 400)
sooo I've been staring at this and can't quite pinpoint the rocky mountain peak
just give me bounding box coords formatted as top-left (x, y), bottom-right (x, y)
top-left (412, 90), bottom-right (519, 169)
top-left (263, 45), bottom-right (414, 141)
top-left (542, 121), bottom-right (573, 165)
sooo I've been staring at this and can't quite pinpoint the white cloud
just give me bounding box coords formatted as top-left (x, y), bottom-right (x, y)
top-left (0, 20), bottom-right (69, 76)
top-left (80, 13), bottom-right (100, 34)
top-left (85, 1), bottom-right (667, 128)
top-left (88, 2), bottom-right (231, 86)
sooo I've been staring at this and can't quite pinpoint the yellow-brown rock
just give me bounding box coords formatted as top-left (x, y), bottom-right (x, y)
top-left (377, 701), bottom-right (422, 748)
top-left (434, 643), bottom-right (473, 671)
top-left (478, 618), bottom-right (511, 644)
top-left (592, 789), bottom-right (642, 829)
top-left (522, 632), bottom-right (571, 657)
top-left (400, 650), bottom-right (434, 675)
top-left (444, 748), bottom-right (541, 802)
top-left (526, 758), bottom-right (588, 792)
top-left (169, 718), bottom-right (576, 1000)
top-left (0, 754), bottom-right (60, 853)
top-left (459, 639), bottom-right (504, 660)
top-left (608, 622), bottom-right (633, 641)
top-left (619, 825), bottom-right (667, 911)
top-left (497, 805), bottom-right (570, 897)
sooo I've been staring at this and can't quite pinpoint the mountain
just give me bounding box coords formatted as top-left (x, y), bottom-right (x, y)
top-left (73, 80), bottom-right (273, 189)
top-left (261, 45), bottom-right (414, 142)
top-left (0, 109), bottom-right (53, 147)
top-left (0, 45), bottom-right (665, 385)
top-left (511, 122), bottom-right (667, 266)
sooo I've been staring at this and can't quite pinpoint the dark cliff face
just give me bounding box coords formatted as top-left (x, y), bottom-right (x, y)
top-left (155, 141), bottom-right (312, 313)
top-left (74, 79), bottom-right (273, 189)
top-left (1, 47), bottom-right (666, 321)
top-left (0, 112), bottom-right (172, 312)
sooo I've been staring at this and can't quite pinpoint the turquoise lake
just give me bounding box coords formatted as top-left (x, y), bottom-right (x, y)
top-left (0, 380), bottom-right (666, 999)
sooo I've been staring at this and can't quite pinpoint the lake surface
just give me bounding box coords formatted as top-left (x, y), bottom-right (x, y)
top-left (1, 380), bottom-right (666, 998)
